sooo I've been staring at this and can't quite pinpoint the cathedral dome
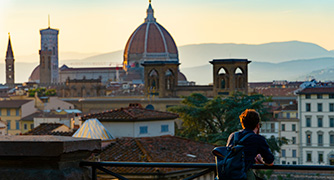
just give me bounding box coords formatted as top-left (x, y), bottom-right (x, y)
top-left (123, 2), bottom-right (178, 70)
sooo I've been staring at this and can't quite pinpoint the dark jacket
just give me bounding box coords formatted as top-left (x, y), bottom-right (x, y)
top-left (226, 128), bottom-right (275, 170)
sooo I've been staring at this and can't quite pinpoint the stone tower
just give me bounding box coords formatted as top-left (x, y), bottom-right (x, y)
top-left (210, 59), bottom-right (251, 96)
top-left (39, 22), bottom-right (59, 85)
top-left (142, 61), bottom-right (179, 98)
top-left (5, 33), bottom-right (15, 88)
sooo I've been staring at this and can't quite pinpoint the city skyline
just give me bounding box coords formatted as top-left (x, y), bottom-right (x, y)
top-left (1, 0), bottom-right (334, 63)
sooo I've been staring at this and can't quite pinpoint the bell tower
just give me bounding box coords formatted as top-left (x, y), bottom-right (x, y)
top-left (210, 59), bottom-right (251, 96)
top-left (142, 61), bottom-right (179, 98)
top-left (5, 33), bottom-right (15, 88)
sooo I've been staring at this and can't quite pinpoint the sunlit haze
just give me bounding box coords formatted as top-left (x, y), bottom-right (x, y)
top-left (1, 0), bottom-right (334, 63)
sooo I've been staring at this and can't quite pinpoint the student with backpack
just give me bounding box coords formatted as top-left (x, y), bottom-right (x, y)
top-left (212, 109), bottom-right (274, 180)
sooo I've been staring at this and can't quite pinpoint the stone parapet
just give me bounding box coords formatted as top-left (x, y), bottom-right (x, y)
top-left (0, 135), bottom-right (101, 180)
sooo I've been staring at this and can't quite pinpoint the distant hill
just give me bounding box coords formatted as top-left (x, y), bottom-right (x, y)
top-left (59, 41), bottom-right (334, 68)
top-left (1, 41), bottom-right (334, 84)
top-left (181, 57), bottom-right (334, 84)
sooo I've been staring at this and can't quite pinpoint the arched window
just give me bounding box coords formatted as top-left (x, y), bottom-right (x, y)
top-left (149, 69), bottom-right (159, 90)
top-left (235, 67), bottom-right (243, 74)
top-left (165, 69), bottom-right (174, 90)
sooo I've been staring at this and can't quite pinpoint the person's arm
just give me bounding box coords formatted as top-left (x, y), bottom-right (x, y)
top-left (257, 136), bottom-right (275, 165)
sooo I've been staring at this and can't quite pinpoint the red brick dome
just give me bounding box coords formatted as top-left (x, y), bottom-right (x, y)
top-left (123, 3), bottom-right (179, 70)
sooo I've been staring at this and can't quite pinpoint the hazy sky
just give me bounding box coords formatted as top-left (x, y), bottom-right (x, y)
top-left (1, 0), bottom-right (334, 62)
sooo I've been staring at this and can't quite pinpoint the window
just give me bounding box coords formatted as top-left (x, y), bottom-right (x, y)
top-left (330, 134), bottom-right (334, 146)
top-left (330, 94), bottom-right (334, 99)
top-left (318, 134), bottom-right (323, 146)
top-left (306, 117), bottom-right (311, 127)
top-left (292, 150), bottom-right (297, 158)
top-left (161, 125), bottom-right (169, 132)
top-left (306, 133), bottom-right (312, 146)
top-left (292, 124), bottom-right (296, 131)
top-left (282, 149), bottom-right (286, 157)
top-left (15, 120), bottom-right (19, 130)
top-left (139, 126), bottom-right (148, 134)
top-left (305, 94), bottom-right (311, 99)
top-left (306, 103), bottom-right (311, 112)
top-left (330, 103), bottom-right (334, 112)
top-left (317, 94), bottom-right (323, 99)
top-left (318, 153), bottom-right (324, 163)
top-left (307, 152), bottom-right (312, 162)
top-left (292, 161), bottom-right (297, 165)
top-left (318, 117), bottom-right (323, 127)
top-left (282, 161), bottom-right (286, 165)
top-left (286, 113), bottom-right (290, 118)
top-left (30, 124), bottom-right (34, 129)
top-left (317, 103), bottom-right (322, 112)
top-left (6, 120), bottom-right (10, 130)
top-left (270, 123), bottom-right (275, 133)
top-left (292, 137), bottom-right (296, 144)
top-left (7, 109), bottom-right (10, 116)
top-left (330, 118), bottom-right (334, 127)
top-left (16, 109), bottom-right (19, 116)
top-left (281, 124), bottom-right (285, 131)
top-left (24, 124), bottom-right (27, 130)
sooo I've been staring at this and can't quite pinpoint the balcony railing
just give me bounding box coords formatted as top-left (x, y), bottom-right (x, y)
top-left (80, 161), bottom-right (334, 180)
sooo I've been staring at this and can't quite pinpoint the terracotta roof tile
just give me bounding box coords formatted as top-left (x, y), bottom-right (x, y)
top-left (282, 104), bottom-right (297, 111)
top-left (81, 104), bottom-right (178, 122)
top-left (23, 123), bottom-right (73, 136)
top-left (251, 87), bottom-right (298, 97)
top-left (98, 136), bottom-right (215, 174)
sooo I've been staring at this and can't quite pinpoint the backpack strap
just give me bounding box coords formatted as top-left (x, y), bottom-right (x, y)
top-left (238, 133), bottom-right (253, 145)
top-left (233, 132), bottom-right (240, 146)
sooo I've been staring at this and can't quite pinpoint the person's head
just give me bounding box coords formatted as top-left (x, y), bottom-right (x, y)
top-left (239, 109), bottom-right (261, 130)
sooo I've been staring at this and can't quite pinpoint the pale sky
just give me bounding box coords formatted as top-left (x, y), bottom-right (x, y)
top-left (1, 0), bottom-right (334, 62)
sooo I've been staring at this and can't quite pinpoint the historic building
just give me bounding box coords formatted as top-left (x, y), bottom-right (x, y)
top-left (275, 103), bottom-right (300, 165)
top-left (123, 1), bottom-right (178, 71)
top-left (81, 103), bottom-right (178, 138)
top-left (5, 33), bottom-right (15, 88)
top-left (39, 23), bottom-right (59, 85)
top-left (58, 77), bottom-right (106, 97)
top-left (297, 86), bottom-right (334, 165)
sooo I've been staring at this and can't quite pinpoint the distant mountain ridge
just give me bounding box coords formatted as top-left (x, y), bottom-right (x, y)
top-left (1, 41), bottom-right (334, 84)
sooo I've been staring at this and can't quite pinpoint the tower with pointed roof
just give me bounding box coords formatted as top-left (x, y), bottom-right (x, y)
top-left (5, 33), bottom-right (15, 88)
top-left (39, 18), bottom-right (59, 85)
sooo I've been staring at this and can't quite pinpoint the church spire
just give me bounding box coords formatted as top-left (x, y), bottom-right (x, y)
top-left (6, 33), bottom-right (14, 59)
top-left (145, 0), bottom-right (156, 22)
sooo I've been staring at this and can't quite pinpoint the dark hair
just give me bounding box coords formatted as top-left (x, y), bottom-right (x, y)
top-left (239, 109), bottom-right (260, 130)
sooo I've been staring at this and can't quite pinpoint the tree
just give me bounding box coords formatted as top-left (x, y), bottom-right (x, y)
top-left (169, 92), bottom-right (286, 152)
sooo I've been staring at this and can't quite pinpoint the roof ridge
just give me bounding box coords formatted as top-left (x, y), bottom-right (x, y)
top-left (135, 139), bottom-right (161, 172)
top-left (123, 108), bottom-right (137, 119)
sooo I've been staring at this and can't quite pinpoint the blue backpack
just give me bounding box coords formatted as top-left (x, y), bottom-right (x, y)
top-left (212, 132), bottom-right (253, 180)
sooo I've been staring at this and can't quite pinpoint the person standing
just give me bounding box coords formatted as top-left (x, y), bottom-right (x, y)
top-left (226, 109), bottom-right (275, 180)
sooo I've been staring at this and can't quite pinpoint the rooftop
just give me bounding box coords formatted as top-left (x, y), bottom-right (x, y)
top-left (24, 123), bottom-right (74, 136)
top-left (0, 100), bottom-right (31, 108)
top-left (81, 103), bottom-right (178, 122)
top-left (99, 135), bottom-right (215, 174)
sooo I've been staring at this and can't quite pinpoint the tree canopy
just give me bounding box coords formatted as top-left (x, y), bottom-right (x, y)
top-left (169, 92), bottom-right (287, 153)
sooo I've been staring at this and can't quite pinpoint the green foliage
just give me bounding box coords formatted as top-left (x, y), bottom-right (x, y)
top-left (266, 136), bottom-right (289, 154)
top-left (28, 88), bottom-right (57, 97)
top-left (169, 92), bottom-right (271, 145)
